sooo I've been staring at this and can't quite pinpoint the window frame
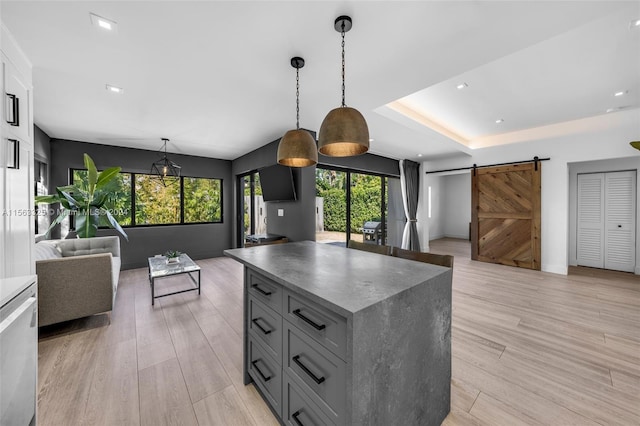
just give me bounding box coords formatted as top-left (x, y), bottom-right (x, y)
top-left (70, 168), bottom-right (224, 228)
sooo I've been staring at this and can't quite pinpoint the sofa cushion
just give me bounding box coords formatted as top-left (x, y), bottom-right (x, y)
top-left (58, 238), bottom-right (114, 257)
top-left (34, 242), bottom-right (63, 261)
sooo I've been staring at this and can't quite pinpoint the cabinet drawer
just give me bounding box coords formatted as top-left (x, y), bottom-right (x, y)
top-left (248, 295), bottom-right (282, 362)
top-left (283, 374), bottom-right (336, 426)
top-left (247, 336), bottom-right (282, 419)
top-left (285, 323), bottom-right (346, 422)
top-left (247, 269), bottom-right (283, 314)
top-left (285, 291), bottom-right (347, 360)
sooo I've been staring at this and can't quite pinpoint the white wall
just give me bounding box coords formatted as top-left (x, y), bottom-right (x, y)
top-left (421, 109), bottom-right (640, 275)
top-left (443, 173), bottom-right (471, 239)
top-left (568, 157), bottom-right (640, 274)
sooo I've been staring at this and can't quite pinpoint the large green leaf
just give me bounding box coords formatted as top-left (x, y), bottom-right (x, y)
top-left (96, 167), bottom-right (121, 189)
top-left (84, 154), bottom-right (98, 196)
top-left (102, 208), bottom-right (129, 241)
top-left (75, 211), bottom-right (99, 238)
top-left (34, 194), bottom-right (62, 204)
top-left (58, 189), bottom-right (82, 210)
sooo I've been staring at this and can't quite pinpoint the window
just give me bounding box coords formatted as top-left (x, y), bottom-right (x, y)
top-left (72, 170), bottom-right (222, 227)
top-left (135, 175), bottom-right (180, 225)
top-left (73, 170), bottom-right (132, 226)
top-left (184, 177), bottom-right (222, 223)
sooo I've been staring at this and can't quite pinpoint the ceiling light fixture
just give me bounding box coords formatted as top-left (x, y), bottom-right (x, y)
top-left (90, 13), bottom-right (117, 32)
top-left (277, 57), bottom-right (318, 168)
top-left (318, 15), bottom-right (369, 157)
top-left (106, 84), bottom-right (123, 94)
top-left (495, 118), bottom-right (504, 124)
top-left (631, 141), bottom-right (640, 150)
top-left (630, 18), bottom-right (640, 28)
top-left (151, 138), bottom-right (181, 186)
top-left (456, 83), bottom-right (468, 90)
top-left (614, 91), bottom-right (627, 97)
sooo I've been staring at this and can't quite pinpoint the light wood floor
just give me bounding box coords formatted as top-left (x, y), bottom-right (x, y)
top-left (37, 238), bottom-right (640, 425)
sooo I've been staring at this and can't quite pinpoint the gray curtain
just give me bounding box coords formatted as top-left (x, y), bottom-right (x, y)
top-left (400, 159), bottom-right (421, 251)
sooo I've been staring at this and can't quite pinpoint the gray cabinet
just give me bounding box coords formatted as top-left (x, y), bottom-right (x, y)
top-left (228, 241), bottom-right (452, 426)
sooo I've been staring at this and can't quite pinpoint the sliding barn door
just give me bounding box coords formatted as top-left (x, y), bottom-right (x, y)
top-left (471, 162), bottom-right (541, 270)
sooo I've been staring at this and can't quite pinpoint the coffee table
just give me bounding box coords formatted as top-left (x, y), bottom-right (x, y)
top-left (148, 253), bottom-right (201, 305)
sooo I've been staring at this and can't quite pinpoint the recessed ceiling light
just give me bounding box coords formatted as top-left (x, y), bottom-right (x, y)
top-left (106, 84), bottom-right (123, 94)
top-left (495, 118), bottom-right (504, 124)
top-left (90, 13), bottom-right (117, 32)
top-left (456, 83), bottom-right (468, 90)
top-left (630, 18), bottom-right (640, 28)
top-left (614, 90), bottom-right (627, 97)
top-left (369, 138), bottom-right (374, 142)
top-left (417, 154), bottom-right (423, 157)
top-left (606, 108), bottom-right (615, 113)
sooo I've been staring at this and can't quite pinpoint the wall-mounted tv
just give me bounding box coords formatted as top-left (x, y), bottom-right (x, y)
top-left (259, 164), bottom-right (297, 202)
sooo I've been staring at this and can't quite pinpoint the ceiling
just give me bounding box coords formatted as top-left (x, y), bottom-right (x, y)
top-left (1, 1), bottom-right (638, 162)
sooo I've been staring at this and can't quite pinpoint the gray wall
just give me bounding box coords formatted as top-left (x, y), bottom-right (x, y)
top-left (34, 125), bottom-right (51, 163)
top-left (49, 139), bottom-right (233, 269)
top-left (232, 132), bottom-right (400, 247)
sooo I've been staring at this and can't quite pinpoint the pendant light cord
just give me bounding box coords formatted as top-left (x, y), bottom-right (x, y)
top-left (296, 67), bottom-right (300, 129)
top-left (341, 24), bottom-right (346, 107)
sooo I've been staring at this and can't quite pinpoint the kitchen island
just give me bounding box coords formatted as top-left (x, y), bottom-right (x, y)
top-left (224, 241), bottom-right (452, 426)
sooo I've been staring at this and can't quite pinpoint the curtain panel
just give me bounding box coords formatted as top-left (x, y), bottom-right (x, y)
top-left (400, 159), bottom-right (421, 251)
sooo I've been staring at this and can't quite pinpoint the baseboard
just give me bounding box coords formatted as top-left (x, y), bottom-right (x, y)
top-left (542, 264), bottom-right (568, 275)
top-left (635, 266), bottom-right (640, 275)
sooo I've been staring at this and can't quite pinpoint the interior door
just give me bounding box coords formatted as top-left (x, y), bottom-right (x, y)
top-left (604, 171), bottom-right (636, 272)
top-left (471, 162), bottom-right (541, 270)
top-left (577, 173), bottom-right (605, 268)
top-left (577, 171), bottom-right (636, 273)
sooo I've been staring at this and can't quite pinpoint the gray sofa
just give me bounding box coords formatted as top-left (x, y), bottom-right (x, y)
top-left (34, 236), bottom-right (121, 326)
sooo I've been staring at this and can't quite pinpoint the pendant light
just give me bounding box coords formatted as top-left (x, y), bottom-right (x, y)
top-left (151, 138), bottom-right (181, 186)
top-left (631, 141), bottom-right (640, 150)
top-left (277, 57), bottom-right (318, 167)
top-left (318, 15), bottom-right (369, 157)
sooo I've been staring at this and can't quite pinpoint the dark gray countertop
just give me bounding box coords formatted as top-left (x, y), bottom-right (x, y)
top-left (224, 241), bottom-right (449, 317)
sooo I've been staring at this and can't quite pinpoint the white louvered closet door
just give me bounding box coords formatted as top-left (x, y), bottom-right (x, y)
top-left (577, 174), bottom-right (605, 268)
top-left (577, 171), bottom-right (637, 272)
top-left (604, 171), bottom-right (636, 272)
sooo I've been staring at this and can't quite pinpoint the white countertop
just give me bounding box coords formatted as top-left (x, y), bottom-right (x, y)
top-left (0, 275), bottom-right (37, 307)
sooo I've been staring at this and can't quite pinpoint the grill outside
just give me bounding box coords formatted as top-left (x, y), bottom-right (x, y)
top-left (362, 221), bottom-right (382, 245)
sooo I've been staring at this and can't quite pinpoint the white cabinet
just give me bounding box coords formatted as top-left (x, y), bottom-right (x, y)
top-left (1, 24), bottom-right (34, 278)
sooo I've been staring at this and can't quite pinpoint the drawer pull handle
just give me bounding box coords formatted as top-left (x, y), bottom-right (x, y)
top-left (251, 359), bottom-right (272, 382)
top-left (252, 283), bottom-right (272, 296)
top-left (292, 309), bottom-right (326, 330)
top-left (292, 355), bottom-right (325, 384)
top-left (292, 410), bottom-right (305, 426)
top-left (251, 318), bottom-right (272, 335)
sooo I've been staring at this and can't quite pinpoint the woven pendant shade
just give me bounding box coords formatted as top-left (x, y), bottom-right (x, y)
top-left (277, 129), bottom-right (318, 167)
top-left (318, 107), bottom-right (369, 157)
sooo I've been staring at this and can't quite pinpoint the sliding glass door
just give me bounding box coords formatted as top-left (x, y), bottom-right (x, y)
top-left (316, 166), bottom-right (401, 247)
top-left (237, 172), bottom-right (265, 247)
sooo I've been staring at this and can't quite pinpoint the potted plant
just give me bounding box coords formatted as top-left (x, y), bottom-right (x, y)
top-left (35, 153), bottom-right (128, 240)
top-left (165, 250), bottom-right (181, 263)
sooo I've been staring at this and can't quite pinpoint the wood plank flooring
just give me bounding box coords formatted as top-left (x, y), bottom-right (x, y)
top-left (37, 238), bottom-right (640, 425)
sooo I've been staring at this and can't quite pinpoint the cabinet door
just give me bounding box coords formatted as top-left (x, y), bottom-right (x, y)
top-left (2, 55), bottom-right (32, 143)
top-left (3, 138), bottom-right (34, 277)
